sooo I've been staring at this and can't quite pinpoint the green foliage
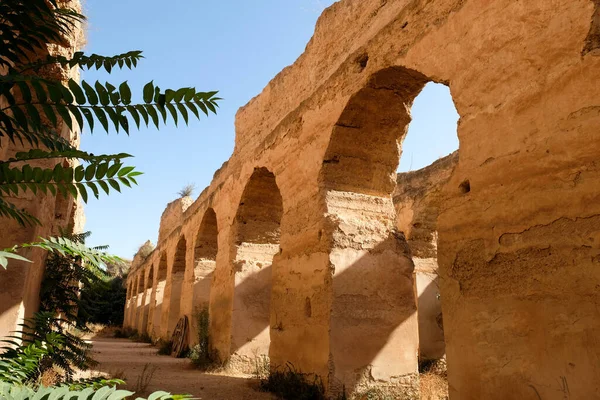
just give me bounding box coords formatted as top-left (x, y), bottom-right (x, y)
top-left (259, 363), bottom-right (326, 400)
top-left (0, 0), bottom-right (220, 231)
top-left (0, 331), bottom-right (63, 385)
top-left (0, 382), bottom-right (192, 400)
top-left (187, 308), bottom-right (213, 369)
top-left (0, 234), bottom-right (124, 269)
top-left (17, 312), bottom-right (95, 382)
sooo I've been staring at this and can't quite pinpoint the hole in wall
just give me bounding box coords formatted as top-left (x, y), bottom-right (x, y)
top-left (305, 297), bottom-right (312, 318)
top-left (459, 180), bottom-right (471, 194)
top-left (356, 53), bottom-right (369, 71)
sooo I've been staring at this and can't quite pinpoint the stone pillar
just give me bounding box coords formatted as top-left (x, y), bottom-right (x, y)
top-left (324, 191), bottom-right (419, 396)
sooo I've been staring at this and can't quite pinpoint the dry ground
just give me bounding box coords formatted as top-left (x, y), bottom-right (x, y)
top-left (88, 337), bottom-right (275, 400)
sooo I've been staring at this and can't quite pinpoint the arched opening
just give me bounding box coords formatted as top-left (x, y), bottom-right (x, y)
top-left (319, 66), bottom-right (458, 396)
top-left (190, 208), bottom-right (218, 346)
top-left (139, 266), bottom-right (154, 335)
top-left (125, 280), bottom-right (133, 328)
top-left (230, 167), bottom-right (283, 372)
top-left (134, 274), bottom-right (144, 331)
top-left (154, 253), bottom-right (168, 338)
top-left (394, 82), bottom-right (458, 374)
top-left (167, 237), bottom-right (187, 337)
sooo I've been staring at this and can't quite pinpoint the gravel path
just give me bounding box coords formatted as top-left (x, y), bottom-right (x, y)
top-left (89, 337), bottom-right (275, 400)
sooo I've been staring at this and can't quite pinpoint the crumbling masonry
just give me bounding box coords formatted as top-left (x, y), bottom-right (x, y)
top-left (123, 1), bottom-right (600, 399)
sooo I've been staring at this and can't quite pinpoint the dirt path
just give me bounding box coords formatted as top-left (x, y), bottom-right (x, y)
top-left (89, 338), bottom-right (275, 400)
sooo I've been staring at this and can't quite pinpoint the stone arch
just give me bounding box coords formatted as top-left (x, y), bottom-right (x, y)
top-left (318, 66), bottom-right (458, 395)
top-left (189, 208), bottom-right (218, 345)
top-left (136, 273), bottom-right (144, 294)
top-left (229, 167), bottom-right (283, 372)
top-left (138, 266), bottom-right (153, 334)
top-left (153, 253), bottom-right (168, 338)
top-left (167, 237), bottom-right (187, 337)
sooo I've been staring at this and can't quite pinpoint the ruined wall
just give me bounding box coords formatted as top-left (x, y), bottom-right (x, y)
top-left (394, 152), bottom-right (458, 361)
top-left (126, 1), bottom-right (600, 398)
top-left (0, 0), bottom-right (85, 340)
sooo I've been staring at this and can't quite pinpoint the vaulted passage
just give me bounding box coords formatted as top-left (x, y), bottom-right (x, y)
top-left (138, 265), bottom-right (154, 335)
top-left (154, 253), bottom-right (168, 338)
top-left (229, 167), bottom-right (283, 372)
top-left (319, 66), bottom-right (459, 396)
top-left (190, 208), bottom-right (218, 346)
top-left (394, 83), bottom-right (459, 367)
top-left (167, 237), bottom-right (187, 337)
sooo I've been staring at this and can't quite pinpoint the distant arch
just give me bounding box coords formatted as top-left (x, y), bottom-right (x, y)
top-left (189, 208), bottom-right (219, 345)
top-left (167, 237), bottom-right (187, 336)
top-left (229, 167), bottom-right (283, 372)
top-left (317, 66), bottom-right (460, 394)
top-left (154, 253), bottom-right (168, 338)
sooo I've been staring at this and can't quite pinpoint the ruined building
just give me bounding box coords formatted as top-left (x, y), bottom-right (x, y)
top-left (123, 0), bottom-right (600, 398)
top-left (0, 0), bottom-right (85, 340)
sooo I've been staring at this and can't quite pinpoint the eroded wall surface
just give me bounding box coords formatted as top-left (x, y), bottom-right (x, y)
top-left (394, 152), bottom-right (458, 361)
top-left (0, 0), bottom-right (84, 340)
top-left (125, 1), bottom-right (600, 398)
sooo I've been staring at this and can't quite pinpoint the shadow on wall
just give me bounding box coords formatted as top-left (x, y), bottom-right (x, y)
top-left (222, 231), bottom-right (439, 394)
top-left (229, 264), bottom-right (272, 355)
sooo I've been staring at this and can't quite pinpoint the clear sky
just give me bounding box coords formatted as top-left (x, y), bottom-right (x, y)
top-left (80, 0), bottom-right (459, 258)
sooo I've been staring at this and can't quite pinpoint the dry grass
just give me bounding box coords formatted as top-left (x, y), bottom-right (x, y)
top-left (419, 372), bottom-right (449, 400)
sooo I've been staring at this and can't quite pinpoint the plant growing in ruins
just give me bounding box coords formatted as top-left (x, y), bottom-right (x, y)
top-left (0, 0), bottom-right (220, 266)
top-left (259, 363), bottom-right (326, 400)
top-left (187, 307), bottom-right (214, 369)
top-left (177, 184), bottom-right (196, 198)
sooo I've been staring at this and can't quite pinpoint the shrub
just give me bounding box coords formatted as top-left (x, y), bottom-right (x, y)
top-left (187, 307), bottom-right (215, 369)
top-left (259, 363), bottom-right (326, 400)
top-left (114, 327), bottom-right (137, 339)
top-left (156, 340), bottom-right (173, 356)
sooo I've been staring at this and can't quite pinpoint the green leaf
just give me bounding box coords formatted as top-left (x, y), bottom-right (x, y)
top-left (81, 108), bottom-right (95, 132)
top-left (143, 81), bottom-right (154, 104)
top-left (97, 180), bottom-right (109, 194)
top-left (25, 104), bottom-right (42, 128)
top-left (84, 164), bottom-right (96, 181)
top-left (31, 80), bottom-right (47, 103)
top-left (119, 82), bottom-right (131, 105)
top-left (95, 81), bottom-right (110, 106)
top-left (95, 163), bottom-right (108, 180)
top-left (165, 104), bottom-right (178, 126)
top-left (68, 79), bottom-right (86, 104)
top-left (126, 106), bottom-right (140, 129)
top-left (76, 183), bottom-right (88, 203)
top-left (107, 162), bottom-right (122, 178)
top-left (47, 83), bottom-right (62, 103)
top-left (74, 165), bottom-right (85, 181)
top-left (104, 107), bottom-right (120, 132)
top-left (54, 104), bottom-right (73, 130)
top-left (16, 81), bottom-right (32, 103)
top-left (42, 104), bottom-right (58, 126)
top-left (146, 105), bottom-right (159, 128)
top-left (117, 166), bottom-right (135, 177)
top-left (68, 105), bottom-right (84, 131)
top-left (82, 81), bottom-right (99, 105)
top-left (92, 107), bottom-right (109, 132)
top-left (135, 105), bottom-right (149, 126)
top-left (108, 179), bottom-right (121, 192)
top-left (177, 103), bottom-right (189, 125)
top-left (86, 182), bottom-right (100, 199)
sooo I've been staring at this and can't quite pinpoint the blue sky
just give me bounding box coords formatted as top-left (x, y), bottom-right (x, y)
top-left (81, 0), bottom-right (458, 258)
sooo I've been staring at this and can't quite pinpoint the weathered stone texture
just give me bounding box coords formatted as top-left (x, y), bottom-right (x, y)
top-left (126, 1), bottom-right (600, 398)
top-left (394, 152), bottom-right (458, 361)
top-left (0, 0), bottom-right (85, 340)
